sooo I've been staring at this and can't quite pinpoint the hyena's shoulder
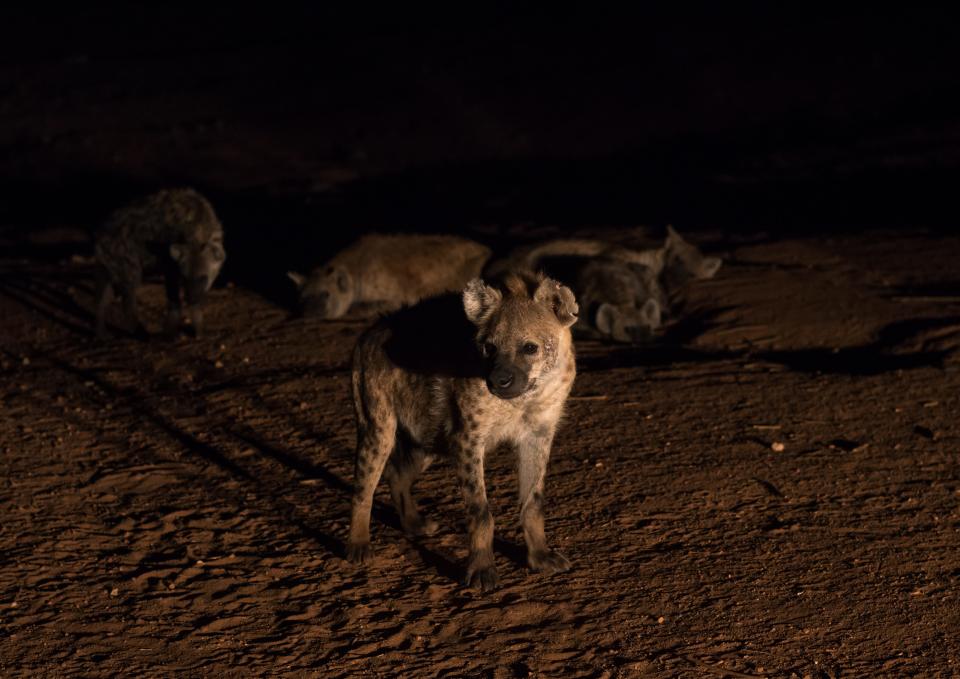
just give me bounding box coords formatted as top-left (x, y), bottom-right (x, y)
top-left (151, 188), bottom-right (222, 243)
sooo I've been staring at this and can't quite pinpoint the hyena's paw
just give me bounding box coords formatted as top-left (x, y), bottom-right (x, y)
top-left (345, 541), bottom-right (374, 565)
top-left (463, 561), bottom-right (500, 592)
top-left (403, 516), bottom-right (439, 538)
top-left (529, 548), bottom-right (571, 575)
top-left (163, 311), bottom-right (182, 339)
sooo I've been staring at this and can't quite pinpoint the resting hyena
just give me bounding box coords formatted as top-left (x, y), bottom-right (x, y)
top-left (287, 234), bottom-right (491, 318)
top-left (346, 271), bottom-right (578, 591)
top-left (486, 226), bottom-right (721, 342)
top-left (93, 188), bottom-right (226, 338)
top-left (576, 257), bottom-right (664, 343)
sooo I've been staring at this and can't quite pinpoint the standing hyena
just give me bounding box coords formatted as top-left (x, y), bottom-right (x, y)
top-left (93, 188), bottom-right (226, 339)
top-left (346, 270), bottom-right (579, 591)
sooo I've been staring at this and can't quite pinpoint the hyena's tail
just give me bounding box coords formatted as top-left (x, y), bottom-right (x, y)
top-left (523, 239), bottom-right (666, 272)
top-left (350, 347), bottom-right (367, 432)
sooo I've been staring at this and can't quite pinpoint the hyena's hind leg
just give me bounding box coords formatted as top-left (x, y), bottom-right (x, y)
top-left (93, 268), bottom-right (115, 339)
top-left (346, 401), bottom-right (398, 564)
top-left (114, 268), bottom-right (148, 339)
top-left (384, 436), bottom-right (438, 537)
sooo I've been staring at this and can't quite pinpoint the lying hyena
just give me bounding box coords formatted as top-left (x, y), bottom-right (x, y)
top-left (287, 234), bottom-right (491, 318)
top-left (576, 257), bottom-right (664, 343)
top-left (94, 188), bottom-right (226, 338)
top-left (486, 226), bottom-right (721, 342)
top-left (346, 271), bottom-right (578, 591)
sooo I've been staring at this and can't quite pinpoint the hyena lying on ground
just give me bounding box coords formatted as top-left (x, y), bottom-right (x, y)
top-left (287, 234), bottom-right (491, 318)
top-left (93, 188), bottom-right (226, 339)
top-left (576, 257), bottom-right (663, 343)
top-left (486, 226), bottom-right (721, 343)
top-left (346, 270), bottom-right (578, 591)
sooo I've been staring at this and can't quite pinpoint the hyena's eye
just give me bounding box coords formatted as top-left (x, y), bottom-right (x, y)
top-left (481, 342), bottom-right (497, 357)
top-left (521, 342), bottom-right (539, 355)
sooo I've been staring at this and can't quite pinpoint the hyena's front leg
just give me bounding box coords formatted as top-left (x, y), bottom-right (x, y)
top-left (162, 271), bottom-right (183, 338)
top-left (454, 434), bottom-right (499, 591)
top-left (517, 431), bottom-right (571, 575)
top-left (187, 306), bottom-right (205, 339)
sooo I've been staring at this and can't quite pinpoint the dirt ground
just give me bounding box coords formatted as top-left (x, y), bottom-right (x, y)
top-left (0, 227), bottom-right (958, 678)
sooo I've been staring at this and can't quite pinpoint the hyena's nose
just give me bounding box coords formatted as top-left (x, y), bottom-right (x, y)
top-left (495, 371), bottom-right (514, 389)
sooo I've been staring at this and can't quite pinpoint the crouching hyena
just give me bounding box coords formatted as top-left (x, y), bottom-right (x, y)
top-left (93, 188), bottom-right (226, 339)
top-left (346, 271), bottom-right (579, 591)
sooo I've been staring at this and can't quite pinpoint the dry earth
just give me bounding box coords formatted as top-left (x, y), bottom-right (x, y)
top-left (1, 229), bottom-right (959, 677)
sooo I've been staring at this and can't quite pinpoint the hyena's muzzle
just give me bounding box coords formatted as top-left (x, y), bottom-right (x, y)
top-left (175, 240), bottom-right (225, 306)
top-left (485, 356), bottom-right (530, 399)
top-left (300, 291), bottom-right (331, 317)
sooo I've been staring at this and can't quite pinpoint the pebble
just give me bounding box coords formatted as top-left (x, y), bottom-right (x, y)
top-left (771, 441), bottom-right (785, 452)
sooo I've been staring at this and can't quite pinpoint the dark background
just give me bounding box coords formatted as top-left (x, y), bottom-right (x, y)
top-left (2, 6), bottom-right (958, 279)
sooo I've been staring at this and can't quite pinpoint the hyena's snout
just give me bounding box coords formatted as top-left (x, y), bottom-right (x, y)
top-left (486, 359), bottom-right (529, 399)
top-left (301, 291), bottom-right (330, 317)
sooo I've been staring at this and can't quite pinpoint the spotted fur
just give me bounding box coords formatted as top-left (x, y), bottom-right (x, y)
top-left (345, 271), bottom-right (578, 591)
top-left (93, 188), bottom-right (226, 338)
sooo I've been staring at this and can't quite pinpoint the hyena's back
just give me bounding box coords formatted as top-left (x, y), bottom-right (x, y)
top-left (95, 188), bottom-right (222, 280)
top-left (339, 234), bottom-right (492, 305)
top-left (350, 292), bottom-right (483, 439)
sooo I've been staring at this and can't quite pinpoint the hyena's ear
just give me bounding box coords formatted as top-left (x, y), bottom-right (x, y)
top-left (594, 302), bottom-right (619, 336)
top-left (206, 241), bottom-right (226, 262)
top-left (665, 224), bottom-right (684, 247)
top-left (287, 271), bottom-right (307, 289)
top-left (639, 298), bottom-right (661, 327)
top-left (696, 256), bottom-right (722, 279)
top-left (463, 278), bottom-right (502, 325)
top-left (169, 244), bottom-right (187, 264)
top-left (534, 277), bottom-right (578, 327)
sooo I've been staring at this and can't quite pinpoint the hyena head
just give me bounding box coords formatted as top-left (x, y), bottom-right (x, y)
top-left (463, 271), bottom-right (578, 400)
top-left (661, 225), bottom-right (722, 291)
top-left (594, 298), bottom-right (661, 343)
top-left (580, 259), bottom-right (662, 343)
top-left (169, 237), bottom-right (226, 305)
top-left (286, 265), bottom-right (353, 318)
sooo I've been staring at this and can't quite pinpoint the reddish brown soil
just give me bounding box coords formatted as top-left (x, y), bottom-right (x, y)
top-left (1, 230), bottom-right (959, 677)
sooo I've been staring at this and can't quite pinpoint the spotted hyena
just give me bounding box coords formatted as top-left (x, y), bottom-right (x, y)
top-left (93, 188), bottom-right (226, 338)
top-left (346, 271), bottom-right (578, 591)
top-left (287, 234), bottom-right (491, 318)
top-left (576, 257), bottom-right (665, 343)
top-left (485, 226), bottom-right (722, 343)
